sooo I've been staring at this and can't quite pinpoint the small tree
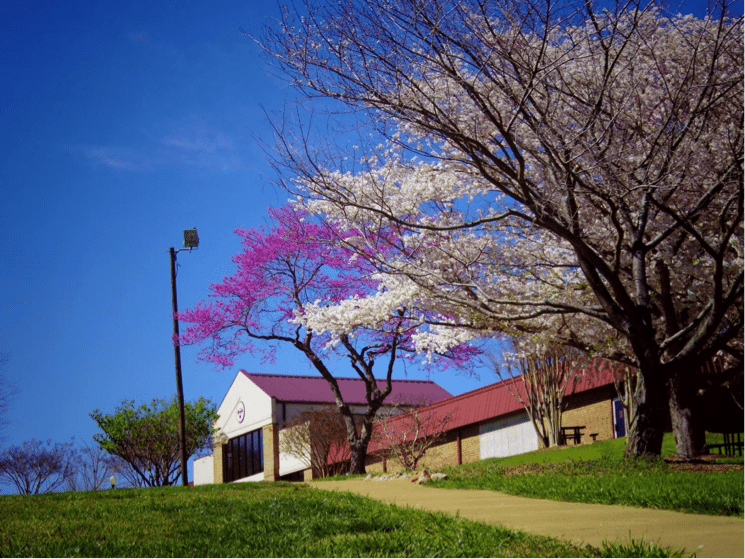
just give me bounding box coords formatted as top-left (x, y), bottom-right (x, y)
top-left (498, 346), bottom-right (583, 448)
top-left (65, 441), bottom-right (117, 492)
top-left (279, 409), bottom-right (349, 478)
top-left (0, 439), bottom-right (75, 495)
top-left (375, 401), bottom-right (454, 471)
top-left (108, 456), bottom-right (146, 488)
top-left (613, 365), bottom-right (639, 439)
top-left (90, 396), bottom-right (218, 487)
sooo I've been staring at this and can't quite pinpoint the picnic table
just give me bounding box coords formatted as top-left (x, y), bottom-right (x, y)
top-left (705, 432), bottom-right (743, 457)
top-left (560, 425), bottom-right (585, 445)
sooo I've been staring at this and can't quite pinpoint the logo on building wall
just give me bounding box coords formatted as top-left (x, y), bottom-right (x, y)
top-left (236, 401), bottom-right (245, 423)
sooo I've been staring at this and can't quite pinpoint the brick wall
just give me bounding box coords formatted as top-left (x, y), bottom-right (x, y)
top-left (562, 386), bottom-right (616, 442)
top-left (364, 453), bottom-right (386, 473)
top-left (212, 443), bottom-right (224, 484)
top-left (262, 423), bottom-right (280, 481)
top-left (359, 386), bottom-right (617, 475)
top-left (365, 423), bottom-right (482, 473)
top-left (411, 430), bottom-right (459, 470)
top-left (459, 424), bottom-right (481, 464)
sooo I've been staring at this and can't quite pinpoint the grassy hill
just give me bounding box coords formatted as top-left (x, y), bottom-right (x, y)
top-left (1, 481), bottom-right (683, 558)
top-left (1, 433), bottom-right (740, 557)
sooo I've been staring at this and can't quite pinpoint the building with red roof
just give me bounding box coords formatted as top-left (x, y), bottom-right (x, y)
top-left (330, 358), bottom-right (627, 473)
top-left (195, 360), bottom-right (629, 485)
top-left (193, 370), bottom-right (453, 485)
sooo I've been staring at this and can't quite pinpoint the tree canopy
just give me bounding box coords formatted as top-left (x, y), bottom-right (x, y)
top-left (90, 396), bottom-right (217, 487)
top-left (179, 205), bottom-right (476, 473)
top-left (264, 0), bottom-right (743, 457)
top-left (0, 439), bottom-right (75, 495)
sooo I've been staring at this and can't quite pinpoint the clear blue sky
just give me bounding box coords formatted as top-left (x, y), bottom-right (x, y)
top-left (0, 0), bottom-right (730, 490)
top-left (0, 0), bottom-right (497, 489)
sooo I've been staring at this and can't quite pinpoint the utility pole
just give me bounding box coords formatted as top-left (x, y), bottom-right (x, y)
top-left (170, 228), bottom-right (199, 487)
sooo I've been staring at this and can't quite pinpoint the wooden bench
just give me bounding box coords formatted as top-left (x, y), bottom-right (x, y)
top-left (560, 426), bottom-right (586, 445)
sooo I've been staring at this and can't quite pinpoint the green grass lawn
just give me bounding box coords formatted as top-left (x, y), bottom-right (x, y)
top-left (431, 433), bottom-right (744, 517)
top-left (0, 483), bottom-right (682, 558)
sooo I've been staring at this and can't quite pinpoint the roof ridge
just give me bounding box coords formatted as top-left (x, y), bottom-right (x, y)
top-left (240, 370), bottom-right (439, 384)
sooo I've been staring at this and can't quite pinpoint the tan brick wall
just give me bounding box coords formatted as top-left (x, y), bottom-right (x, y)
top-left (459, 424), bottom-right (481, 464)
top-left (364, 453), bottom-right (386, 473)
top-left (418, 431), bottom-right (460, 470)
top-left (213, 443), bottom-right (224, 484)
top-left (263, 423), bottom-right (280, 481)
top-left (562, 386), bottom-right (616, 443)
top-left (365, 423), bottom-right (482, 473)
top-left (360, 388), bottom-right (616, 475)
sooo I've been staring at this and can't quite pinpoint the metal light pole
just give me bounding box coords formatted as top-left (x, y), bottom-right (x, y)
top-left (170, 228), bottom-right (199, 487)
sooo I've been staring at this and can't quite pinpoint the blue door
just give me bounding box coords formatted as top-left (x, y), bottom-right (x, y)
top-left (613, 398), bottom-right (626, 437)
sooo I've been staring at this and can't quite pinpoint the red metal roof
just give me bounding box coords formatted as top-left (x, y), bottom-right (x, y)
top-left (241, 371), bottom-right (453, 405)
top-left (360, 358), bottom-right (625, 455)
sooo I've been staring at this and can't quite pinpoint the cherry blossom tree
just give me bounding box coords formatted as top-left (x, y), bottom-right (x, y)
top-left (264, 0), bottom-right (743, 457)
top-left (179, 206), bottom-right (474, 474)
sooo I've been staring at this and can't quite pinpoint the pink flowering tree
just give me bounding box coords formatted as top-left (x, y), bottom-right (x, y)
top-left (179, 205), bottom-right (474, 474)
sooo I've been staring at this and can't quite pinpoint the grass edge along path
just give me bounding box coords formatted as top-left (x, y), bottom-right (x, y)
top-left (310, 477), bottom-right (744, 558)
top-left (0, 482), bottom-right (682, 558)
top-left (430, 435), bottom-right (744, 518)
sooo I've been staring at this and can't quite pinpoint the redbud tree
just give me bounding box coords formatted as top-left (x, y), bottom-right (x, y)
top-left (179, 206), bottom-right (475, 474)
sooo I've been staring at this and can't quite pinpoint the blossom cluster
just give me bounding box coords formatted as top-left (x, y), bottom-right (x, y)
top-left (271, 2), bottom-right (742, 365)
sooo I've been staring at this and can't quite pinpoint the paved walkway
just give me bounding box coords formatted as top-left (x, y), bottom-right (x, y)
top-left (308, 478), bottom-right (744, 558)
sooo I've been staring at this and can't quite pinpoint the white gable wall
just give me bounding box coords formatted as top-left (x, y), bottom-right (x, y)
top-left (216, 373), bottom-right (274, 440)
top-left (278, 424), bottom-right (311, 477)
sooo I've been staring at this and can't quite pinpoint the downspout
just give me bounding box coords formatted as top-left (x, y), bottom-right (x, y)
top-left (457, 429), bottom-right (463, 465)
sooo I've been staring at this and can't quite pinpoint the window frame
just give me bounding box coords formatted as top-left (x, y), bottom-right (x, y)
top-left (223, 428), bottom-right (264, 482)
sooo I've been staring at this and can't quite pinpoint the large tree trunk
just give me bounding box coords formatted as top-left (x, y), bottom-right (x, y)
top-left (625, 364), bottom-right (667, 457)
top-left (338, 411), bottom-right (366, 475)
top-left (347, 417), bottom-right (376, 474)
top-left (667, 369), bottom-right (706, 459)
top-left (348, 442), bottom-right (367, 474)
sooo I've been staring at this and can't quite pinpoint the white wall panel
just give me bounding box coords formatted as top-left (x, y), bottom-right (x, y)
top-left (193, 455), bottom-right (213, 486)
top-left (479, 412), bottom-right (539, 459)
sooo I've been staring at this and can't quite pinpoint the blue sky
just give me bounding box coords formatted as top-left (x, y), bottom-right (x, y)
top-left (0, 0), bottom-right (732, 490)
top-left (0, 0), bottom-right (496, 489)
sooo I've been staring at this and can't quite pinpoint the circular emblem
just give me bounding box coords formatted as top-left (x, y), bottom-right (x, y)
top-left (236, 401), bottom-right (245, 423)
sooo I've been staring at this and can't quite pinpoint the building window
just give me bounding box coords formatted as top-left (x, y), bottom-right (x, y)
top-left (223, 428), bottom-right (264, 482)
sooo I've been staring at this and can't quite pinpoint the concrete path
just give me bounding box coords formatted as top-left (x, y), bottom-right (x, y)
top-left (308, 478), bottom-right (744, 558)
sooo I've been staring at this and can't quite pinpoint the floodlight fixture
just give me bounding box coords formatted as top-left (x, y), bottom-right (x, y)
top-left (183, 228), bottom-right (199, 250)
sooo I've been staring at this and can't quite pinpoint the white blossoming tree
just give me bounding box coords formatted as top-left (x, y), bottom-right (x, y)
top-left (264, 0), bottom-right (743, 457)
